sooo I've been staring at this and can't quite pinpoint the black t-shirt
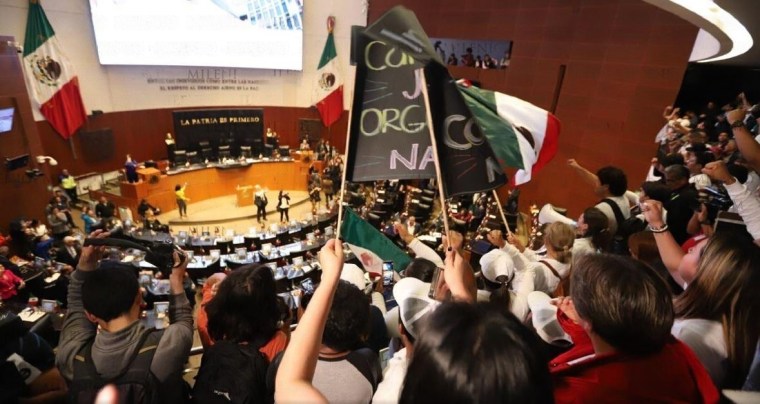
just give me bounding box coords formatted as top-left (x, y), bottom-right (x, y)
top-left (0, 332), bottom-right (56, 402)
top-left (665, 186), bottom-right (699, 245)
top-left (95, 202), bottom-right (116, 218)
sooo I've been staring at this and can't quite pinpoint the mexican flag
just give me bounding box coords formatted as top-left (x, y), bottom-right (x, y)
top-left (314, 16), bottom-right (343, 127)
top-left (458, 81), bottom-right (560, 185)
top-left (23, 0), bottom-right (87, 140)
top-left (340, 208), bottom-right (411, 271)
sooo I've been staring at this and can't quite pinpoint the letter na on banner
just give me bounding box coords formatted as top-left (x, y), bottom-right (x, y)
top-left (390, 144), bottom-right (435, 170)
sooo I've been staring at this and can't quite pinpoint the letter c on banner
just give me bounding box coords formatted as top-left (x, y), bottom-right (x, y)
top-left (443, 115), bottom-right (470, 150)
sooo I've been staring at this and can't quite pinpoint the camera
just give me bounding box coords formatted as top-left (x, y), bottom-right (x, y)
top-left (83, 227), bottom-right (186, 276)
top-left (692, 185), bottom-right (733, 224)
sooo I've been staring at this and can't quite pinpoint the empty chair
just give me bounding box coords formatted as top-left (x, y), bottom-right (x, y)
top-left (200, 147), bottom-right (214, 161)
top-left (218, 145), bottom-right (231, 160)
top-left (243, 235), bottom-right (257, 249)
top-left (264, 143), bottom-right (274, 157)
top-left (252, 139), bottom-right (263, 156)
top-left (173, 149), bottom-right (187, 166)
top-left (186, 151), bottom-right (200, 164)
top-left (240, 145), bottom-right (252, 158)
top-left (215, 239), bottom-right (232, 255)
top-left (279, 145), bottom-right (290, 157)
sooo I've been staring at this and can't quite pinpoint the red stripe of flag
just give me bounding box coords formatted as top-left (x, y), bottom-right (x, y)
top-left (39, 77), bottom-right (87, 140)
top-left (317, 86), bottom-right (343, 127)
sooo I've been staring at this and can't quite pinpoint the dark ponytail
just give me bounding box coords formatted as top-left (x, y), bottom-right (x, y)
top-left (488, 275), bottom-right (513, 316)
top-left (582, 207), bottom-right (612, 252)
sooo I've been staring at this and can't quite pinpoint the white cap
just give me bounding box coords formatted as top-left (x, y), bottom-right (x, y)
top-left (340, 263), bottom-right (368, 292)
top-left (527, 291), bottom-right (572, 346)
top-left (479, 249), bottom-right (514, 284)
top-left (393, 277), bottom-right (438, 339)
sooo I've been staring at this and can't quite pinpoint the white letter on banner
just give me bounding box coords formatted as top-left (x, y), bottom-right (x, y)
top-left (390, 144), bottom-right (418, 170)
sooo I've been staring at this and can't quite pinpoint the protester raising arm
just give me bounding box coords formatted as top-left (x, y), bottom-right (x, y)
top-left (727, 108), bottom-right (760, 172)
top-left (394, 222), bottom-right (444, 268)
top-left (275, 239), bottom-right (343, 403)
top-left (567, 158), bottom-right (601, 189)
top-left (641, 200), bottom-right (687, 286)
top-left (703, 160), bottom-right (760, 243)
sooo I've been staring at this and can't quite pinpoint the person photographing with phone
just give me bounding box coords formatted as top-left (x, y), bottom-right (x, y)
top-left (56, 230), bottom-right (193, 403)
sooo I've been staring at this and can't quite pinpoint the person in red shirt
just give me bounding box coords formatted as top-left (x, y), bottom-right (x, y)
top-left (197, 267), bottom-right (288, 362)
top-left (550, 254), bottom-right (719, 403)
top-left (0, 265), bottom-right (25, 302)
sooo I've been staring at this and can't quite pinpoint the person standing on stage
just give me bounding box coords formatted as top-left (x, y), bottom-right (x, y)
top-left (255, 185), bottom-right (268, 223)
top-left (175, 183), bottom-right (189, 218)
top-left (278, 190), bottom-right (291, 223)
top-left (125, 154), bottom-right (139, 183)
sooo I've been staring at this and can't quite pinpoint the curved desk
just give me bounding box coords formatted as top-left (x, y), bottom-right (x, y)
top-left (116, 159), bottom-right (311, 218)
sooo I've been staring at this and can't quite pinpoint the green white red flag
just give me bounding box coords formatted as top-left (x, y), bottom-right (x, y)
top-left (314, 16), bottom-right (343, 127)
top-left (23, 0), bottom-right (87, 140)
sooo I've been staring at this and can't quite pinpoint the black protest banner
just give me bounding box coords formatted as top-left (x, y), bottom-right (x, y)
top-left (345, 27), bottom-right (434, 182)
top-left (423, 63), bottom-right (507, 196)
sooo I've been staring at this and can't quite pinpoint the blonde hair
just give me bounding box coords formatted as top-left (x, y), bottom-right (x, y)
top-left (544, 222), bottom-right (575, 264)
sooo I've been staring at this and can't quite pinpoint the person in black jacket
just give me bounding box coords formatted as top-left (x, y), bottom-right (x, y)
top-left (277, 191), bottom-right (291, 223)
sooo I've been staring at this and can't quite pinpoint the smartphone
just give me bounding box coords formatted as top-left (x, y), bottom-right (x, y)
top-left (299, 278), bottom-right (315, 294)
top-left (428, 267), bottom-right (443, 299)
top-left (382, 261), bottom-right (394, 286)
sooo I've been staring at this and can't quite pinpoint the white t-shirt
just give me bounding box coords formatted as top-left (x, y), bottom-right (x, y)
top-left (594, 192), bottom-right (635, 234)
top-left (672, 318), bottom-right (727, 387)
top-left (373, 348), bottom-right (408, 403)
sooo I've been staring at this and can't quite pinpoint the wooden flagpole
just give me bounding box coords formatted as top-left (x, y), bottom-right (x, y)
top-left (491, 189), bottom-right (512, 235)
top-left (334, 100), bottom-right (353, 242)
top-left (418, 68), bottom-right (451, 239)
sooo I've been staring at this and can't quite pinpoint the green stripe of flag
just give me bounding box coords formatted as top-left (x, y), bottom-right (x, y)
top-left (318, 33), bottom-right (337, 70)
top-left (340, 208), bottom-right (411, 270)
top-left (459, 84), bottom-right (525, 170)
top-left (23, 2), bottom-right (56, 57)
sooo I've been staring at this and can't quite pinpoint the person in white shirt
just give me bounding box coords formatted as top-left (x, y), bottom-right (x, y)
top-left (373, 277), bottom-right (437, 404)
top-left (487, 223), bottom-right (575, 296)
top-left (567, 159), bottom-right (637, 234)
top-left (478, 243), bottom-right (535, 321)
top-left (573, 207), bottom-right (611, 256)
top-left (671, 232), bottom-right (760, 388)
top-left (703, 161), bottom-right (760, 243)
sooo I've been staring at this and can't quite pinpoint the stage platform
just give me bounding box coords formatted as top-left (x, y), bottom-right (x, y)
top-left (156, 190), bottom-right (311, 226)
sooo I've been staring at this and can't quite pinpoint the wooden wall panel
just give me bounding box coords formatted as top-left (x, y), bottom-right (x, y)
top-left (37, 107), bottom-right (349, 179)
top-left (369, 0), bottom-right (698, 216)
top-left (0, 36), bottom-right (51, 232)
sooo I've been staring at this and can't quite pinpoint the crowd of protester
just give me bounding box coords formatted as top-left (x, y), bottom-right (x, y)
top-left (2, 95), bottom-right (760, 403)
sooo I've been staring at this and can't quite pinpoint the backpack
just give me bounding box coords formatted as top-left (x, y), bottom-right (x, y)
top-left (69, 329), bottom-right (165, 404)
top-left (192, 340), bottom-right (272, 404)
top-left (255, 195), bottom-right (263, 207)
top-left (600, 198), bottom-right (639, 255)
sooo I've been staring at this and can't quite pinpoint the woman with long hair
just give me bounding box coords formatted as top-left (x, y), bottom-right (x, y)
top-left (573, 207), bottom-right (611, 255)
top-left (194, 265), bottom-right (288, 402)
top-left (672, 231), bottom-right (760, 388)
top-left (493, 222), bottom-right (575, 296)
top-left (198, 265), bottom-right (286, 357)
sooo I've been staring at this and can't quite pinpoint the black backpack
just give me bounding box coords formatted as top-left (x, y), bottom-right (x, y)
top-left (69, 329), bottom-right (165, 404)
top-left (192, 340), bottom-right (271, 404)
top-left (600, 198), bottom-right (645, 255)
